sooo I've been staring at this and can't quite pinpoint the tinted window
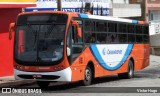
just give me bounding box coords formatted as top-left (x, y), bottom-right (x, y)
top-left (108, 22), bottom-right (117, 32)
top-left (144, 26), bottom-right (149, 35)
top-left (85, 32), bottom-right (96, 43)
top-left (128, 34), bottom-right (135, 43)
top-left (136, 25), bottom-right (143, 34)
top-left (136, 35), bottom-right (143, 43)
top-left (97, 33), bottom-right (107, 43)
top-left (83, 19), bottom-right (149, 44)
top-left (118, 24), bottom-right (126, 33)
top-left (107, 33), bottom-right (118, 43)
top-left (143, 35), bottom-right (149, 43)
top-left (128, 24), bottom-right (135, 33)
top-left (96, 22), bottom-right (104, 32)
top-left (84, 20), bottom-right (95, 31)
top-left (118, 34), bottom-right (127, 43)
top-left (17, 14), bottom-right (68, 25)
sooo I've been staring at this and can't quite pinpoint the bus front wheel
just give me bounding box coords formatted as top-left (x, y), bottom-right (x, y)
top-left (118, 60), bottom-right (134, 79)
top-left (37, 81), bottom-right (50, 88)
top-left (82, 65), bottom-right (92, 86)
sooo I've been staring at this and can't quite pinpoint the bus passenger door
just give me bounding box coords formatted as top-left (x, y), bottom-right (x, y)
top-left (66, 24), bottom-right (84, 65)
top-left (67, 23), bottom-right (84, 81)
top-left (71, 25), bottom-right (84, 63)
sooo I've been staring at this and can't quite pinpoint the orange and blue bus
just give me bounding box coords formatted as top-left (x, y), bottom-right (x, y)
top-left (9, 11), bottom-right (150, 88)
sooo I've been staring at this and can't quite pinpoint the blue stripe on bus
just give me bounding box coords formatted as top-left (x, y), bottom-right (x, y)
top-left (132, 20), bottom-right (138, 24)
top-left (90, 44), bottom-right (133, 71)
top-left (78, 13), bottom-right (88, 18)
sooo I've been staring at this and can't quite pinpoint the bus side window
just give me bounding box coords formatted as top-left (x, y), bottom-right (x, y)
top-left (97, 33), bottom-right (107, 43)
top-left (72, 25), bottom-right (76, 44)
top-left (72, 25), bottom-right (83, 44)
top-left (77, 25), bottom-right (83, 44)
top-left (71, 23), bottom-right (83, 57)
top-left (107, 33), bottom-right (118, 43)
top-left (85, 32), bottom-right (96, 43)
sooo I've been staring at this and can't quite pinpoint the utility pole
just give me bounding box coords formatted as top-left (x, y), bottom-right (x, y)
top-left (57, 0), bottom-right (62, 11)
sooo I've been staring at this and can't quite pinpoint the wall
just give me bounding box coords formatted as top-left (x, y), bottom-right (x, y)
top-left (150, 34), bottom-right (160, 55)
top-left (111, 3), bottom-right (141, 17)
top-left (154, 11), bottom-right (160, 20)
top-left (0, 8), bottom-right (21, 76)
top-left (147, 0), bottom-right (160, 4)
top-left (150, 34), bottom-right (160, 47)
top-left (147, 0), bottom-right (160, 10)
top-left (0, 0), bottom-right (36, 77)
top-left (113, 0), bottom-right (129, 4)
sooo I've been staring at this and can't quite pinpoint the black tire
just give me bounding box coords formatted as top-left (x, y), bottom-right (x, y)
top-left (82, 66), bottom-right (92, 86)
top-left (118, 60), bottom-right (134, 79)
top-left (37, 81), bottom-right (50, 88)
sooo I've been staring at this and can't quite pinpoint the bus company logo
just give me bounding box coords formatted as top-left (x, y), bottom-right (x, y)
top-left (103, 48), bottom-right (123, 55)
top-left (107, 49), bottom-right (123, 55)
top-left (102, 48), bottom-right (107, 55)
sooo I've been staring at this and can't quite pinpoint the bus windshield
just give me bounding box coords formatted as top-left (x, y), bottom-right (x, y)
top-left (14, 14), bottom-right (67, 64)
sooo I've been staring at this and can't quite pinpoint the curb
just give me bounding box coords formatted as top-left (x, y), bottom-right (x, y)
top-left (0, 80), bottom-right (36, 88)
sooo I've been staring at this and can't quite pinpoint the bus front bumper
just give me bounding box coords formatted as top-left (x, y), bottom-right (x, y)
top-left (14, 67), bottom-right (72, 82)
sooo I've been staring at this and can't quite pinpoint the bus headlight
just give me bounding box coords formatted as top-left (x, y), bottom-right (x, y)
top-left (16, 65), bottom-right (19, 69)
top-left (19, 66), bottom-right (23, 70)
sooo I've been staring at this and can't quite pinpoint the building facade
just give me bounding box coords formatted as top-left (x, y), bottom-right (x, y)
top-left (145, 0), bottom-right (160, 55)
top-left (26, 0), bottom-right (142, 18)
top-left (147, 0), bottom-right (160, 35)
top-left (130, 0), bottom-right (160, 35)
top-left (26, 0), bottom-right (110, 16)
top-left (0, 0), bottom-right (36, 77)
top-left (108, 0), bottom-right (141, 17)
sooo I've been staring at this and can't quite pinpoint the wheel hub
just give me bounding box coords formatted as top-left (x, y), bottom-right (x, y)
top-left (85, 69), bottom-right (91, 81)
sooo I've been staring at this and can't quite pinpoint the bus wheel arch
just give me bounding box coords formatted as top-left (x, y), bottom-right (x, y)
top-left (118, 58), bottom-right (134, 79)
top-left (129, 57), bottom-right (134, 71)
top-left (81, 61), bottom-right (95, 86)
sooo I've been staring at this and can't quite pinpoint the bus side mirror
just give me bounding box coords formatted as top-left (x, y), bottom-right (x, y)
top-left (9, 22), bottom-right (15, 40)
top-left (71, 20), bottom-right (82, 38)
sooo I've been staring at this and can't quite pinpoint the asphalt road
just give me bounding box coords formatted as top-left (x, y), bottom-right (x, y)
top-left (1, 55), bottom-right (160, 96)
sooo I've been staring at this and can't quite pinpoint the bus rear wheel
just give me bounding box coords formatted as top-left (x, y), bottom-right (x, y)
top-left (37, 81), bottom-right (50, 88)
top-left (118, 60), bottom-right (134, 79)
top-left (82, 66), bottom-right (92, 86)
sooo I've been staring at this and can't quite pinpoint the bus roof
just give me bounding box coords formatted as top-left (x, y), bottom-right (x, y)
top-left (18, 11), bottom-right (147, 25)
top-left (78, 13), bottom-right (147, 25)
top-left (18, 11), bottom-right (71, 16)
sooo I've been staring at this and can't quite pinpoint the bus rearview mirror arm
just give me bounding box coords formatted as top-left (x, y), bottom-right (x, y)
top-left (9, 22), bottom-right (15, 40)
top-left (71, 20), bottom-right (82, 38)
